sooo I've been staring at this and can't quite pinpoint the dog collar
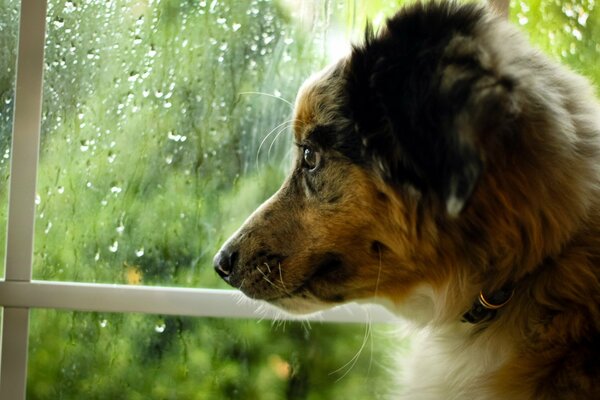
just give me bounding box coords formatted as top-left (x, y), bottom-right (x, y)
top-left (462, 287), bottom-right (515, 324)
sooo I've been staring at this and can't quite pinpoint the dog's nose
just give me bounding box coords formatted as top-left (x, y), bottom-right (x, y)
top-left (213, 246), bottom-right (238, 279)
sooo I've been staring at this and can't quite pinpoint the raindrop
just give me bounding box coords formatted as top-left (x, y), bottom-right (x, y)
top-left (135, 247), bottom-right (145, 257)
top-left (232, 23), bottom-right (241, 32)
top-left (518, 15), bottom-right (528, 25)
top-left (44, 221), bottom-right (52, 234)
top-left (128, 71), bottom-right (140, 82)
top-left (107, 151), bottom-right (116, 163)
top-left (108, 241), bottom-right (119, 252)
top-left (116, 223), bottom-right (125, 234)
top-left (64, 1), bottom-right (76, 13)
top-left (155, 323), bottom-right (166, 333)
top-left (110, 185), bottom-right (122, 194)
top-left (57, 186), bottom-right (65, 194)
top-left (100, 319), bottom-right (108, 328)
top-left (53, 17), bottom-right (65, 29)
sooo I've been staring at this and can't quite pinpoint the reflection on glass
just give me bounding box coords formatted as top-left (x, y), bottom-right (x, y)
top-left (0, 0), bottom-right (20, 278)
top-left (28, 310), bottom-right (394, 399)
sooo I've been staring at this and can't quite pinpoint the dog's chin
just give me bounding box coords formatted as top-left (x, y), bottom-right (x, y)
top-left (268, 294), bottom-right (333, 315)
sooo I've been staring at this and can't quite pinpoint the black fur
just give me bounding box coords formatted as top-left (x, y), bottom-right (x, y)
top-left (340, 2), bottom-right (488, 212)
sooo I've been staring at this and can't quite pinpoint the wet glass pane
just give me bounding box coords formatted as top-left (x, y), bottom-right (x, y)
top-left (0, 0), bottom-right (20, 278)
top-left (510, 0), bottom-right (600, 92)
top-left (28, 310), bottom-right (394, 399)
top-left (34, 0), bottom-right (409, 286)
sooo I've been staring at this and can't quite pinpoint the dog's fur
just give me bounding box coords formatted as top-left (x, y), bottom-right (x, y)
top-left (214, 2), bottom-right (600, 398)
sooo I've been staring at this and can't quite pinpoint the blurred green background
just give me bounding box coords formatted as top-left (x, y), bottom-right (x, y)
top-left (0, 0), bottom-right (598, 398)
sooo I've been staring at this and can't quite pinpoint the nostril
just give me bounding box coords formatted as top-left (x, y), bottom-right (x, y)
top-left (228, 251), bottom-right (238, 272)
top-left (213, 248), bottom-right (239, 279)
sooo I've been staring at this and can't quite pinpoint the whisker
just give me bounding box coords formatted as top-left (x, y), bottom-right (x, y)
top-left (330, 311), bottom-right (373, 382)
top-left (257, 266), bottom-right (286, 292)
top-left (256, 119), bottom-right (295, 170)
top-left (277, 263), bottom-right (290, 293)
top-left (238, 91), bottom-right (294, 108)
top-left (267, 122), bottom-right (293, 161)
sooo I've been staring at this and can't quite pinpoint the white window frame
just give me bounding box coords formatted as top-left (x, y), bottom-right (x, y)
top-left (0, 2), bottom-right (397, 399)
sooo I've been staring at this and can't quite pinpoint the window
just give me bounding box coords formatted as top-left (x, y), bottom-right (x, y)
top-left (1, 1), bottom-right (598, 399)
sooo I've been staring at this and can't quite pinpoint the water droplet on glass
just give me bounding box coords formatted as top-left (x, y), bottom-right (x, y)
top-left (53, 17), bottom-right (65, 29)
top-left (128, 71), bottom-right (139, 82)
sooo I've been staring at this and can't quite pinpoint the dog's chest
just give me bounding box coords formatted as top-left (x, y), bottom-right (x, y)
top-left (395, 326), bottom-right (513, 400)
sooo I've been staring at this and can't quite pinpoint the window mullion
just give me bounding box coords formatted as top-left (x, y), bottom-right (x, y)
top-left (0, 1), bottom-right (48, 400)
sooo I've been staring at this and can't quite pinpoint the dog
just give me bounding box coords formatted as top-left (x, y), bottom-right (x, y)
top-left (214, 1), bottom-right (600, 398)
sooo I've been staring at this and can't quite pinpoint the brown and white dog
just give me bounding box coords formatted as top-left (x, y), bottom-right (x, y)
top-left (214, 2), bottom-right (600, 398)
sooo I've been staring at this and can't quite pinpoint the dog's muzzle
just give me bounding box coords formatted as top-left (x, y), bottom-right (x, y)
top-left (213, 244), bottom-right (238, 282)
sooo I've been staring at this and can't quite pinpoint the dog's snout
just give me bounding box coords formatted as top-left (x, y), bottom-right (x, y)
top-left (213, 245), bottom-right (239, 280)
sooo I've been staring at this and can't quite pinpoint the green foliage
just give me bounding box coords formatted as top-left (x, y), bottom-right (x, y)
top-left (28, 310), bottom-right (393, 400)
top-left (511, 0), bottom-right (600, 94)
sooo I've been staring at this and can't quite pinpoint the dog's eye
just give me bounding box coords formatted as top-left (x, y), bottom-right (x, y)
top-left (303, 146), bottom-right (320, 171)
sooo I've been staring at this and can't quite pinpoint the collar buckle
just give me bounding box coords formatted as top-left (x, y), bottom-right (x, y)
top-left (462, 286), bottom-right (515, 324)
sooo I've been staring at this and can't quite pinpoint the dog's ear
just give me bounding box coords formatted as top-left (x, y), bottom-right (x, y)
top-left (348, 9), bottom-right (515, 216)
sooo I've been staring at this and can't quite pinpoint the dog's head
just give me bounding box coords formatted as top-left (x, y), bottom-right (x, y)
top-left (214, 2), bottom-right (596, 319)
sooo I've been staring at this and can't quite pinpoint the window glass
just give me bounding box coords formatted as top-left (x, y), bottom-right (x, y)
top-left (28, 310), bottom-right (394, 399)
top-left (34, 0), bottom-right (403, 286)
top-left (0, 0), bottom-right (20, 278)
top-left (511, 0), bottom-right (600, 92)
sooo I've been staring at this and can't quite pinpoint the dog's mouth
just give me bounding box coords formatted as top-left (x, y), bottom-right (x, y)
top-left (230, 252), bottom-right (348, 311)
